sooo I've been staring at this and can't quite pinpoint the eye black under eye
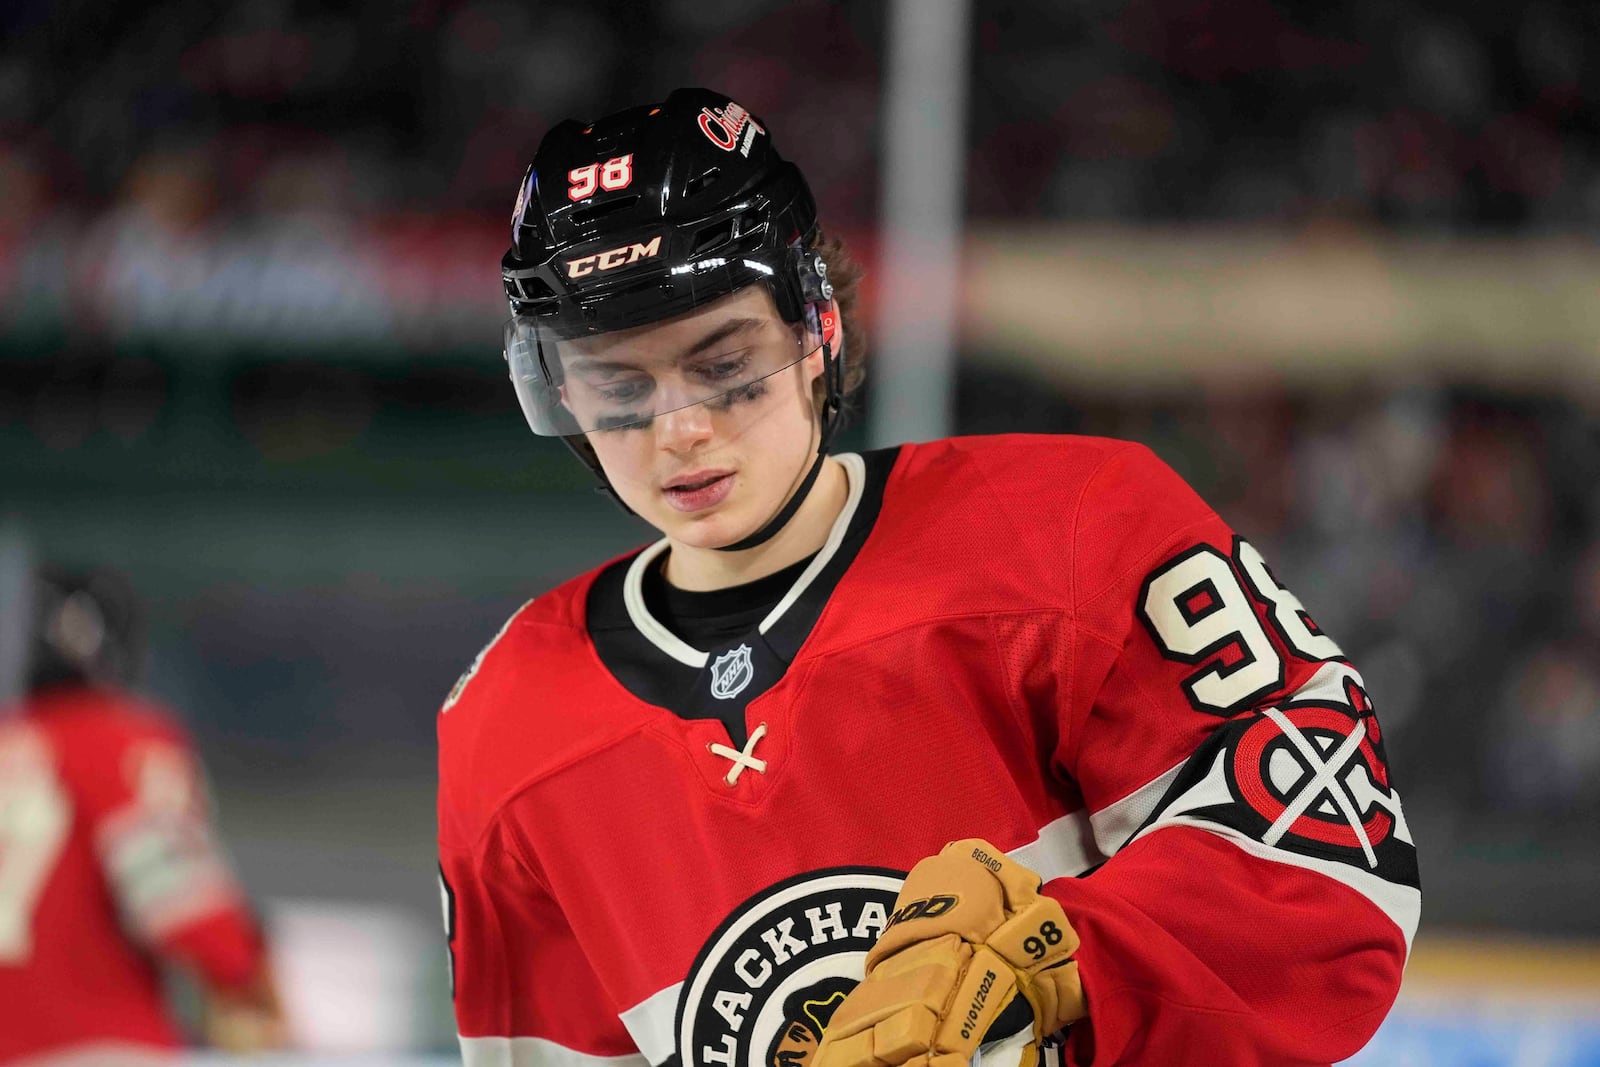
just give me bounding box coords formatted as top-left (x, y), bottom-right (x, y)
top-left (595, 414), bottom-right (653, 433)
top-left (706, 380), bottom-right (768, 411)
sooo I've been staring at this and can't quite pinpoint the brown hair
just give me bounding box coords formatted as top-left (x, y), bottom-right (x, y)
top-left (811, 228), bottom-right (867, 418)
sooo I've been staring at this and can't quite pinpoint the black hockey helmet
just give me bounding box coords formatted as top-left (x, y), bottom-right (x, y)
top-left (501, 87), bottom-right (841, 443)
top-left (26, 565), bottom-right (145, 693)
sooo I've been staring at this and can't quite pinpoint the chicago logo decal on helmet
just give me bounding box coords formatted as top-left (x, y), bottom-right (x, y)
top-left (698, 100), bottom-right (765, 157)
top-left (710, 644), bottom-right (755, 700)
top-left (675, 868), bottom-right (903, 1067)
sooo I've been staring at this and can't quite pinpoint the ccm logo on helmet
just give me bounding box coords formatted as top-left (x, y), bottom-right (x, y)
top-left (565, 236), bottom-right (663, 279)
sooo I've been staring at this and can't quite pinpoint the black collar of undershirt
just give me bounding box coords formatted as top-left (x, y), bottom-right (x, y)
top-left (641, 551), bottom-right (818, 652)
top-left (585, 447), bottom-right (900, 748)
top-left (643, 550), bottom-right (818, 621)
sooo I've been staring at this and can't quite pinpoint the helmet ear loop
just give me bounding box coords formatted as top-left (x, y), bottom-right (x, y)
top-left (802, 239), bottom-right (842, 441)
top-left (814, 298), bottom-right (845, 453)
top-left (795, 301), bottom-right (840, 455)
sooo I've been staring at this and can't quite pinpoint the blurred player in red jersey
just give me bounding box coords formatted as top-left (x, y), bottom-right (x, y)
top-left (0, 555), bottom-right (286, 1065)
top-left (437, 89), bottom-right (1419, 1067)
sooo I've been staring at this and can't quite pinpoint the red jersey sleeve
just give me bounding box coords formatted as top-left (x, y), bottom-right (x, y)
top-left (75, 709), bottom-right (264, 991)
top-left (441, 818), bottom-right (645, 1066)
top-left (1044, 443), bottom-right (1418, 1066)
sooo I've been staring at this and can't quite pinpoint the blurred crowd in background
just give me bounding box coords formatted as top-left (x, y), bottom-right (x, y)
top-left (3, 0), bottom-right (1600, 1050)
top-left (4, 1), bottom-right (1597, 231)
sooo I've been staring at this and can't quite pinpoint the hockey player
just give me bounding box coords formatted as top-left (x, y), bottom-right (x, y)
top-left (0, 562), bottom-right (286, 1064)
top-left (437, 88), bottom-right (1418, 1067)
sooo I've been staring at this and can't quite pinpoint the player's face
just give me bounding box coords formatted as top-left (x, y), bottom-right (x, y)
top-left (561, 286), bottom-right (826, 550)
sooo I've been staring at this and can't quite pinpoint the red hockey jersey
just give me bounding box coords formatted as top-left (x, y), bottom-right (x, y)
top-left (0, 686), bottom-right (265, 1063)
top-left (437, 435), bottom-right (1418, 1067)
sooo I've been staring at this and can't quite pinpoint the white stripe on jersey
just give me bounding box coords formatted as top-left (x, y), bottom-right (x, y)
top-left (459, 1035), bottom-right (649, 1067)
top-left (1086, 761), bottom-right (1187, 859)
top-left (1006, 809), bottom-right (1099, 882)
top-left (1007, 762), bottom-right (1188, 882)
top-left (618, 981), bottom-right (681, 1066)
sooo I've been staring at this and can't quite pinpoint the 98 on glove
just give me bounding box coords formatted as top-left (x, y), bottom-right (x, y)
top-left (813, 840), bottom-right (1086, 1067)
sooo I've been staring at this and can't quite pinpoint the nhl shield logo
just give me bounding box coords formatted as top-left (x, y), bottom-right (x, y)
top-left (710, 644), bottom-right (755, 700)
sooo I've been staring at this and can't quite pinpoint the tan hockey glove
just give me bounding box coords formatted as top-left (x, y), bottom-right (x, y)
top-left (813, 840), bottom-right (1085, 1067)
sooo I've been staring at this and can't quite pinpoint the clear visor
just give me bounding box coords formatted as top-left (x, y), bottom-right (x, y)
top-left (505, 281), bottom-right (826, 436)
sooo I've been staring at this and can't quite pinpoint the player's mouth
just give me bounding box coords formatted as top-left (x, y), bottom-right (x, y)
top-left (662, 469), bottom-right (735, 512)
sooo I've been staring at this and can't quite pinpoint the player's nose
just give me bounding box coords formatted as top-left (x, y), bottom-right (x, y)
top-left (655, 396), bottom-right (715, 453)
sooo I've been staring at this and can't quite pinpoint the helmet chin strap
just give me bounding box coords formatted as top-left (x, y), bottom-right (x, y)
top-left (714, 338), bottom-right (842, 554)
top-left (713, 446), bottom-right (827, 553)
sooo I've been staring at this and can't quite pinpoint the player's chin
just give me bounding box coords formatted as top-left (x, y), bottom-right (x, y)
top-left (668, 515), bottom-right (746, 552)
top-left (661, 502), bottom-right (760, 552)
